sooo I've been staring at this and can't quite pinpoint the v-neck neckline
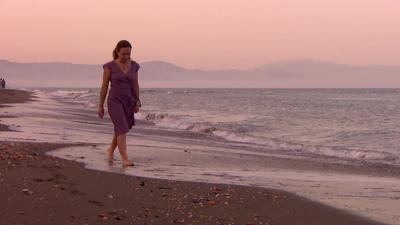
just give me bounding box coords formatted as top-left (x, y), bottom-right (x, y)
top-left (114, 60), bottom-right (133, 75)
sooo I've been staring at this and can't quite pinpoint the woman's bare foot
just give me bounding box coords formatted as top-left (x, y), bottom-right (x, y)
top-left (122, 159), bottom-right (134, 167)
top-left (107, 147), bottom-right (114, 162)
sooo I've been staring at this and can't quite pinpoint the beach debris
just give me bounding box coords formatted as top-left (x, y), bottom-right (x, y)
top-left (139, 181), bottom-right (145, 186)
top-left (272, 192), bottom-right (285, 201)
top-left (224, 192), bottom-right (232, 198)
top-left (0, 144), bottom-right (63, 165)
top-left (88, 200), bottom-right (104, 206)
top-left (158, 186), bottom-right (172, 190)
top-left (21, 188), bottom-right (34, 195)
top-left (17, 210), bottom-right (24, 215)
top-left (191, 197), bottom-right (204, 204)
top-left (191, 196), bottom-right (223, 208)
top-left (210, 186), bottom-right (223, 192)
top-left (32, 177), bottom-right (55, 183)
top-left (114, 215), bottom-right (123, 220)
top-left (107, 194), bottom-right (115, 199)
top-left (171, 218), bottom-right (185, 224)
top-left (108, 210), bottom-right (118, 215)
top-left (206, 200), bottom-right (217, 206)
top-left (98, 213), bottom-right (108, 220)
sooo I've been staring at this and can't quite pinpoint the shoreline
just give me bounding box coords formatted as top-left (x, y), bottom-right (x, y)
top-left (0, 88), bottom-right (37, 131)
top-left (0, 88), bottom-right (390, 225)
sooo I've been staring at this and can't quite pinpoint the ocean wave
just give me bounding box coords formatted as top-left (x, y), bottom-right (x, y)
top-left (48, 89), bottom-right (98, 108)
top-left (137, 110), bottom-right (399, 164)
top-left (50, 89), bottom-right (92, 98)
top-left (135, 111), bottom-right (217, 133)
top-left (212, 129), bottom-right (398, 163)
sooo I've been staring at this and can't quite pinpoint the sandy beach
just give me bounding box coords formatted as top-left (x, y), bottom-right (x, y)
top-left (0, 89), bottom-right (37, 131)
top-left (0, 88), bottom-right (392, 225)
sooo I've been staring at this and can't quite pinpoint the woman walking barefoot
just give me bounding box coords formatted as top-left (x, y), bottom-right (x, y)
top-left (97, 40), bottom-right (141, 167)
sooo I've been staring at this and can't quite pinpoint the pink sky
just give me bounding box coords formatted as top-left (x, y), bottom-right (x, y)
top-left (0, 0), bottom-right (399, 70)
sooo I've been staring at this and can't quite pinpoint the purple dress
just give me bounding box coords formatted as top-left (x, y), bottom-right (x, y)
top-left (102, 60), bottom-right (140, 135)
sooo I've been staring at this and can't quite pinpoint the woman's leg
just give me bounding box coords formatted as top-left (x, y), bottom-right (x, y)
top-left (116, 132), bottom-right (134, 166)
top-left (107, 133), bottom-right (117, 162)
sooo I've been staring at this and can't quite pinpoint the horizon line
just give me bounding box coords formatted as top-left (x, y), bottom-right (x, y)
top-left (1, 57), bottom-right (400, 71)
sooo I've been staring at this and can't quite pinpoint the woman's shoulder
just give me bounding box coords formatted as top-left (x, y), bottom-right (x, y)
top-left (131, 60), bottom-right (140, 72)
top-left (102, 60), bottom-right (114, 70)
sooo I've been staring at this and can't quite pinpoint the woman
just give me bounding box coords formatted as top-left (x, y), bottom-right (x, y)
top-left (98, 40), bottom-right (141, 167)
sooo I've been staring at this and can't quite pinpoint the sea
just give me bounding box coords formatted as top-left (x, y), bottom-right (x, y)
top-left (1, 87), bottom-right (400, 224)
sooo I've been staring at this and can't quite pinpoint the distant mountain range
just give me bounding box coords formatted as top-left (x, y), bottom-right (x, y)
top-left (0, 58), bottom-right (399, 88)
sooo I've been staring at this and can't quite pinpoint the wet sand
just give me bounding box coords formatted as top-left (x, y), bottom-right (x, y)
top-left (0, 88), bottom-right (37, 105)
top-left (0, 88), bottom-right (389, 225)
top-left (0, 89), bottom-right (37, 131)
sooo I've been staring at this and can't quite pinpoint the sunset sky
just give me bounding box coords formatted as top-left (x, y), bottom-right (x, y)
top-left (0, 0), bottom-right (399, 70)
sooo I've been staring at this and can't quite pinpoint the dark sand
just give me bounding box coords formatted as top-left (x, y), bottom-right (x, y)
top-left (0, 89), bottom-right (389, 225)
top-left (0, 88), bottom-right (37, 105)
top-left (0, 89), bottom-right (37, 132)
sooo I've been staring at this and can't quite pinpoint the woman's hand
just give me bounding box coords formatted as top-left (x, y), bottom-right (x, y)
top-left (132, 99), bottom-right (141, 113)
top-left (133, 105), bottom-right (139, 113)
top-left (98, 105), bottom-right (105, 119)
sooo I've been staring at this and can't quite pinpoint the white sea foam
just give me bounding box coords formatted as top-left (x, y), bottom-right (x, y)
top-left (48, 89), bottom-right (99, 108)
top-left (135, 110), bottom-right (400, 165)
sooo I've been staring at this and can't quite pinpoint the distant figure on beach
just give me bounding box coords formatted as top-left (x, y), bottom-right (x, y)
top-left (1, 78), bottom-right (5, 88)
top-left (98, 40), bottom-right (141, 167)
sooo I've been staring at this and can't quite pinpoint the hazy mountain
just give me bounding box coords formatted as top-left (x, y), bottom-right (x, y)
top-left (0, 58), bottom-right (399, 88)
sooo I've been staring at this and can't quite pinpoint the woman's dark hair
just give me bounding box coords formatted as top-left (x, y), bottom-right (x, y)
top-left (112, 40), bottom-right (132, 59)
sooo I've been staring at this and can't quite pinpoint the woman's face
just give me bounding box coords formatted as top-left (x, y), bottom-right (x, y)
top-left (118, 47), bottom-right (131, 61)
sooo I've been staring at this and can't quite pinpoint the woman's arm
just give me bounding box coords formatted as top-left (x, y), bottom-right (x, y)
top-left (132, 71), bottom-right (140, 106)
top-left (99, 67), bottom-right (111, 107)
